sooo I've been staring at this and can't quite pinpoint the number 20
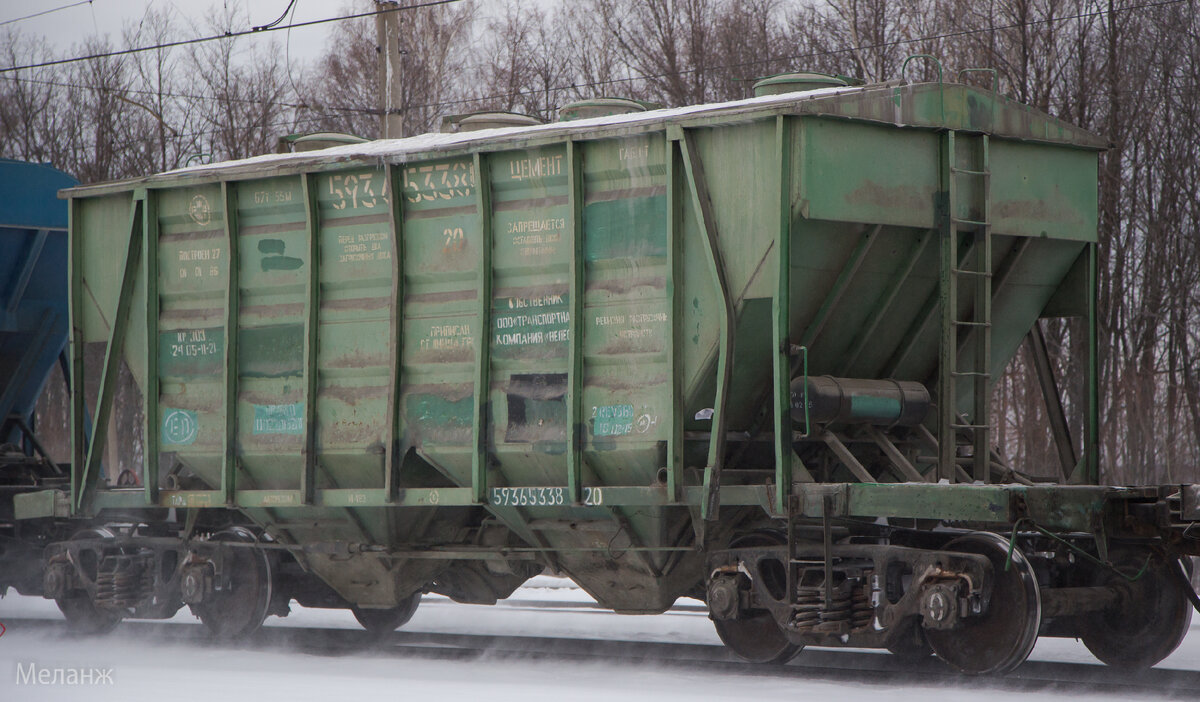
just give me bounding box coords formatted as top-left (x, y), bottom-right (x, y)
top-left (443, 227), bottom-right (465, 253)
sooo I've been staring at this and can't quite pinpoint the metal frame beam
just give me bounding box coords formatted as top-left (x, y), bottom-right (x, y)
top-left (674, 127), bottom-right (734, 522)
top-left (1027, 321), bottom-right (1077, 482)
top-left (142, 189), bottom-right (160, 504)
top-left (69, 199), bottom-right (85, 512)
top-left (864, 425), bottom-right (927, 482)
top-left (566, 141), bottom-right (586, 505)
top-left (76, 193), bottom-right (145, 512)
top-left (0, 316), bottom-right (52, 425)
top-left (470, 152), bottom-right (493, 504)
top-left (220, 182), bottom-right (240, 504)
top-left (384, 165), bottom-right (406, 500)
top-left (301, 174), bottom-right (321, 504)
top-left (1072, 242), bottom-right (1100, 485)
top-left (937, 131), bottom-right (958, 482)
top-left (666, 134), bottom-right (685, 503)
top-left (4, 228), bottom-right (48, 316)
top-left (772, 116), bottom-right (799, 513)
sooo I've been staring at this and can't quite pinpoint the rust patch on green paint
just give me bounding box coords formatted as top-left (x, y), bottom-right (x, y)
top-left (992, 195), bottom-right (1082, 228)
top-left (844, 181), bottom-right (931, 213)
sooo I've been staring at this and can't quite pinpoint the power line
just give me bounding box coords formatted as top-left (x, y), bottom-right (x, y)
top-left (13, 0), bottom-right (1184, 119)
top-left (0, 0), bottom-right (93, 28)
top-left (5, 75), bottom-right (379, 116)
top-left (2, 0), bottom-right (1189, 133)
top-left (0, 0), bottom-right (465, 74)
top-left (254, 0), bottom-right (299, 32)
top-left (176, 113), bottom-right (328, 143)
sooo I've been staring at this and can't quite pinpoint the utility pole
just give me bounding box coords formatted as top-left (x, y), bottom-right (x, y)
top-left (375, 1), bottom-right (404, 138)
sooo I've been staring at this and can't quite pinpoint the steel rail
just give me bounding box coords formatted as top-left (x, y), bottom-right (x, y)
top-left (4, 616), bottom-right (1197, 697)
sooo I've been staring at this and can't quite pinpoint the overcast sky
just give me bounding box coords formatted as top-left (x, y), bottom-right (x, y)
top-left (2, 0), bottom-right (525, 66)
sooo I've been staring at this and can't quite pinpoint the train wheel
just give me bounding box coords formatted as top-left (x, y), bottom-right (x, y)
top-left (1080, 549), bottom-right (1192, 670)
top-left (191, 527), bottom-right (272, 640)
top-left (924, 532), bottom-right (1041, 675)
top-left (57, 596), bottom-right (123, 635)
top-left (352, 591), bottom-right (421, 636)
top-left (710, 531), bottom-right (803, 664)
top-left (55, 528), bottom-right (122, 635)
top-left (885, 619), bottom-right (933, 662)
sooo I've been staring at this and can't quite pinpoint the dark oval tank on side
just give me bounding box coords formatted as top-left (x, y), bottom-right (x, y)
top-left (791, 376), bottom-right (931, 427)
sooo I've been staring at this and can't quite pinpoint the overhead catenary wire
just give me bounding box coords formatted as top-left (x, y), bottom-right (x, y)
top-left (3, 75), bottom-right (384, 116)
top-left (0, 0), bottom-right (94, 28)
top-left (254, 0), bottom-right (299, 32)
top-left (0, 0), bottom-right (465, 74)
top-left (1, 0), bottom-right (1187, 119)
top-left (0, 0), bottom-right (1191, 152)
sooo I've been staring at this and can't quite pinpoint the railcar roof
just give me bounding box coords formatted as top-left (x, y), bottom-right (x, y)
top-left (64, 80), bottom-right (1106, 197)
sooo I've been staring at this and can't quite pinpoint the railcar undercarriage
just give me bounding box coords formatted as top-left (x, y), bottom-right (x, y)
top-left (37, 511), bottom-right (545, 638)
top-left (706, 515), bottom-right (1199, 674)
top-left (30, 480), bottom-right (1200, 678)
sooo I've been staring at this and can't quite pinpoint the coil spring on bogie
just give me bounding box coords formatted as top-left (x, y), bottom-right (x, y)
top-left (790, 575), bottom-right (873, 634)
top-left (94, 554), bottom-right (153, 610)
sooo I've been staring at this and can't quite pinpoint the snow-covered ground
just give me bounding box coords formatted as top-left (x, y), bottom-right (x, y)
top-left (0, 577), bottom-right (1195, 701)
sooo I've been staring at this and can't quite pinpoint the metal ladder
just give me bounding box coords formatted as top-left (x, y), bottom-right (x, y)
top-left (938, 131), bottom-right (993, 483)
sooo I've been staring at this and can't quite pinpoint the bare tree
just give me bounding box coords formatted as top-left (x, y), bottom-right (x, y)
top-left (122, 6), bottom-right (193, 172)
top-left (189, 4), bottom-right (297, 161)
top-left (0, 30), bottom-right (65, 164)
top-left (302, 0), bottom-right (476, 138)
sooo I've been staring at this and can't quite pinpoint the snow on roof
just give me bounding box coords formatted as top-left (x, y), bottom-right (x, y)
top-left (164, 85), bottom-right (862, 176)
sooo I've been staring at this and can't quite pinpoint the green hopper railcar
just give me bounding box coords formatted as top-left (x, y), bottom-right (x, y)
top-left (18, 66), bottom-right (1200, 673)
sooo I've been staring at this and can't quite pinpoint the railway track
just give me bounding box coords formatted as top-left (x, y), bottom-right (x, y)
top-left (4, 611), bottom-right (1196, 699)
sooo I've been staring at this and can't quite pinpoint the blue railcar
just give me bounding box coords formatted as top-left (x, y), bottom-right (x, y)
top-left (0, 159), bottom-right (75, 450)
top-left (0, 159), bottom-right (76, 596)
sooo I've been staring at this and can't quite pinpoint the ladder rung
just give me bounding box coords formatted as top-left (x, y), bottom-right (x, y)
top-left (951, 268), bottom-right (992, 278)
top-left (951, 423), bottom-right (990, 430)
top-left (951, 218), bottom-right (990, 227)
top-left (951, 320), bottom-right (992, 327)
top-left (950, 168), bottom-right (990, 176)
top-left (951, 371), bottom-right (991, 378)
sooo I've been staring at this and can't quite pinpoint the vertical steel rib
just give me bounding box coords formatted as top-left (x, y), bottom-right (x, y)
top-left (773, 115), bottom-right (796, 513)
top-left (77, 194), bottom-right (144, 512)
top-left (68, 197), bottom-right (86, 512)
top-left (220, 182), bottom-right (240, 504)
top-left (666, 133), bottom-right (684, 503)
top-left (566, 141), bottom-right (586, 505)
top-left (470, 152), bottom-right (493, 503)
top-left (676, 128), bottom-right (734, 522)
top-left (301, 174), bottom-right (321, 504)
top-left (143, 189), bottom-right (160, 504)
top-left (384, 165), bottom-right (406, 501)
